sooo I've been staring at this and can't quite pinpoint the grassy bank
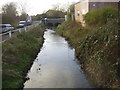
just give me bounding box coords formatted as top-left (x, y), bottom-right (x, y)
top-left (2, 24), bottom-right (45, 88)
top-left (57, 19), bottom-right (120, 88)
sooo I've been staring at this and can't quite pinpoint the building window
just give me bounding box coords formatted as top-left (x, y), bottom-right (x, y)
top-left (77, 11), bottom-right (80, 16)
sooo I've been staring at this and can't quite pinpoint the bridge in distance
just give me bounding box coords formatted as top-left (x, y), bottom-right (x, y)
top-left (42, 18), bottom-right (65, 27)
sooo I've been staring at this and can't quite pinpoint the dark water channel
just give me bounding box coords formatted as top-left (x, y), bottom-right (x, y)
top-left (24, 29), bottom-right (92, 88)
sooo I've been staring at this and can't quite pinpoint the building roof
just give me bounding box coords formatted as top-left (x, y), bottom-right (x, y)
top-left (75, 0), bottom-right (120, 4)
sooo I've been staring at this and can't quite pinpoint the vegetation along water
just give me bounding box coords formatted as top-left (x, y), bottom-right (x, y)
top-left (2, 24), bottom-right (45, 88)
top-left (57, 7), bottom-right (120, 88)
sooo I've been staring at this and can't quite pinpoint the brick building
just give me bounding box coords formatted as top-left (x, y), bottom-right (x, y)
top-left (74, 0), bottom-right (120, 25)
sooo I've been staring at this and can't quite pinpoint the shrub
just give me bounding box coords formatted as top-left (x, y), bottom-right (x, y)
top-left (67, 12), bottom-right (72, 22)
top-left (84, 7), bottom-right (118, 26)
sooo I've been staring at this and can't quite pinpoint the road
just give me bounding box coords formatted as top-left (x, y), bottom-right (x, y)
top-left (0, 21), bottom-right (41, 43)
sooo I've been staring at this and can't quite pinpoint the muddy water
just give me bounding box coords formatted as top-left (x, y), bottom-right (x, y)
top-left (24, 29), bottom-right (92, 88)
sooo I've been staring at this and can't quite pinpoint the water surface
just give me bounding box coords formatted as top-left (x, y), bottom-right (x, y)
top-left (24, 29), bottom-right (91, 88)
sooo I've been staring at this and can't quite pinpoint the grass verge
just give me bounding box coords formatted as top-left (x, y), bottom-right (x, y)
top-left (57, 20), bottom-right (120, 88)
top-left (2, 24), bottom-right (45, 88)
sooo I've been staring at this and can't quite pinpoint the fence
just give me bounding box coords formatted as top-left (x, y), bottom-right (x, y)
top-left (0, 22), bottom-right (41, 43)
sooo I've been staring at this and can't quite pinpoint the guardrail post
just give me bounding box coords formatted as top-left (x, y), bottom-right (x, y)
top-left (19, 29), bottom-right (21, 33)
top-left (24, 27), bottom-right (27, 32)
top-left (9, 30), bottom-right (12, 38)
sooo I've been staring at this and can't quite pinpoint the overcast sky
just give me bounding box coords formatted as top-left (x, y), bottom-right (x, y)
top-left (0, 0), bottom-right (80, 15)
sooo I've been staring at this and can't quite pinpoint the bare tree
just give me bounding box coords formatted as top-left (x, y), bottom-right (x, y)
top-left (52, 3), bottom-right (61, 11)
top-left (20, 12), bottom-right (28, 21)
top-left (17, 1), bottom-right (29, 21)
top-left (17, 0), bottom-right (28, 15)
top-left (2, 2), bottom-right (18, 25)
top-left (52, 3), bottom-right (69, 12)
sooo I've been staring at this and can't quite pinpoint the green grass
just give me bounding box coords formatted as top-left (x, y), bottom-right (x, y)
top-left (57, 19), bottom-right (120, 88)
top-left (2, 24), bottom-right (45, 88)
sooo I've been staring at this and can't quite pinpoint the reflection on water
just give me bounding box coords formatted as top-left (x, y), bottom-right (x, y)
top-left (24, 29), bottom-right (92, 88)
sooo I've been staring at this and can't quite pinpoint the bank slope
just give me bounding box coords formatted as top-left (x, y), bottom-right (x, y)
top-left (57, 20), bottom-right (120, 88)
top-left (2, 24), bottom-right (45, 88)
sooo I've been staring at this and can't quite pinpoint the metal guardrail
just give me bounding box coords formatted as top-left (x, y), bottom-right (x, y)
top-left (0, 22), bottom-right (41, 43)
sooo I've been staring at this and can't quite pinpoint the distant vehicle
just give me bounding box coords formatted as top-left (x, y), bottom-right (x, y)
top-left (26, 20), bottom-right (32, 25)
top-left (0, 24), bottom-right (14, 33)
top-left (17, 21), bottom-right (27, 28)
top-left (26, 16), bottom-right (32, 25)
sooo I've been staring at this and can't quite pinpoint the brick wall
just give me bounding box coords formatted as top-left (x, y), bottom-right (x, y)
top-left (89, 2), bottom-right (119, 11)
top-left (74, 1), bottom-right (120, 26)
